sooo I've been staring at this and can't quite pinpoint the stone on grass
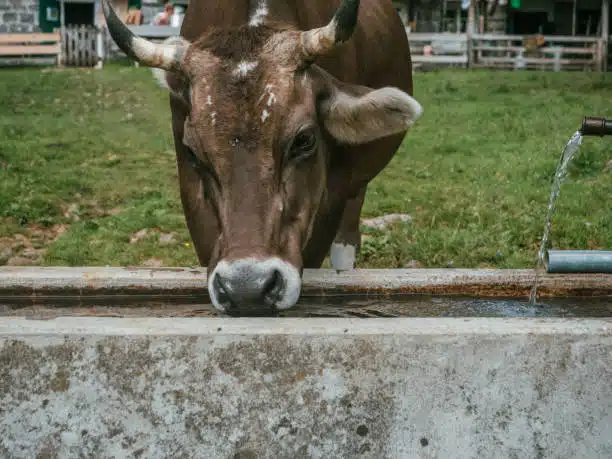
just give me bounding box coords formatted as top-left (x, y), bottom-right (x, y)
top-left (361, 214), bottom-right (412, 230)
top-left (130, 229), bottom-right (149, 244)
top-left (159, 233), bottom-right (175, 245)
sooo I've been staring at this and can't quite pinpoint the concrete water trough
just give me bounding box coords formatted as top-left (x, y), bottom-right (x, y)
top-left (1, 266), bottom-right (612, 458)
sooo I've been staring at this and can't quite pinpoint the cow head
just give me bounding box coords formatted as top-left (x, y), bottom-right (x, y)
top-left (103, 0), bottom-right (423, 315)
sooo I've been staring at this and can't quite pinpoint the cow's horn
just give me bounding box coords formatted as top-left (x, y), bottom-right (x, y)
top-left (102, 0), bottom-right (188, 71)
top-left (300, 0), bottom-right (360, 58)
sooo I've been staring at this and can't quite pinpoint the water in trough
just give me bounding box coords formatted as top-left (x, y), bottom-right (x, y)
top-left (2, 293), bottom-right (612, 319)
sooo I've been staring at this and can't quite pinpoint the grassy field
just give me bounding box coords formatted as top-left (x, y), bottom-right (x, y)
top-left (1, 64), bottom-right (611, 269)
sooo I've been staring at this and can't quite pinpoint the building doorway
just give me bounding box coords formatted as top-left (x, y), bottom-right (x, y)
top-left (509, 11), bottom-right (549, 34)
top-left (64, 1), bottom-right (95, 26)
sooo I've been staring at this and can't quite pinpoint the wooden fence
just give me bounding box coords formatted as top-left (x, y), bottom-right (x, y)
top-left (60, 25), bottom-right (102, 67)
top-left (407, 32), bottom-right (604, 72)
top-left (46, 27), bottom-right (607, 72)
top-left (54, 25), bottom-right (179, 68)
top-left (471, 34), bottom-right (602, 71)
top-left (409, 33), bottom-right (469, 68)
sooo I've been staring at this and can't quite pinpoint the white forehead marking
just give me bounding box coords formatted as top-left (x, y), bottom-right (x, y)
top-left (249, 0), bottom-right (268, 26)
top-left (233, 60), bottom-right (259, 78)
top-left (267, 92), bottom-right (276, 107)
top-left (261, 109), bottom-right (270, 123)
top-left (257, 83), bottom-right (277, 107)
top-left (207, 95), bottom-right (213, 106)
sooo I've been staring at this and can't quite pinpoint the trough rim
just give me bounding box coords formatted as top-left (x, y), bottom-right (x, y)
top-left (0, 267), bottom-right (611, 298)
top-left (1, 316), bottom-right (611, 336)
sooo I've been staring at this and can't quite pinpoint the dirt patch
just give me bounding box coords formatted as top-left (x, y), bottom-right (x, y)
top-left (404, 260), bottom-right (424, 269)
top-left (130, 229), bottom-right (176, 245)
top-left (0, 224), bottom-right (68, 266)
top-left (159, 232), bottom-right (175, 245)
top-left (40, 68), bottom-right (71, 73)
top-left (130, 229), bottom-right (151, 244)
top-left (61, 199), bottom-right (121, 222)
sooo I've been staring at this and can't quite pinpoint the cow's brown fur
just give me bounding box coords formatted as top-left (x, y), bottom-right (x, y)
top-left (167, 0), bottom-right (415, 275)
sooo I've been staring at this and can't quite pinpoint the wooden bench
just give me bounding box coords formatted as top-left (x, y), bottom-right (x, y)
top-left (0, 32), bottom-right (62, 67)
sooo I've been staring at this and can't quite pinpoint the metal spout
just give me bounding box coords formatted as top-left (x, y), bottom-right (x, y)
top-left (580, 116), bottom-right (612, 137)
top-left (546, 250), bottom-right (612, 274)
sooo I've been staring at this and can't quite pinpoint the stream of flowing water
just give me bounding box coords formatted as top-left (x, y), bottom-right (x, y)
top-left (529, 131), bottom-right (584, 304)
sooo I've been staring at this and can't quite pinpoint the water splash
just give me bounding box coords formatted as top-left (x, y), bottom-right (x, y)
top-left (529, 131), bottom-right (583, 304)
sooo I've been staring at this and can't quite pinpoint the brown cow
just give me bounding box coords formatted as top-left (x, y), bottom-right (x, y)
top-left (102, 0), bottom-right (423, 315)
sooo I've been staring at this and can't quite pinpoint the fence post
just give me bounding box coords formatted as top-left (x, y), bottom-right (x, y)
top-left (602, 0), bottom-right (609, 72)
top-left (96, 26), bottom-right (105, 69)
top-left (466, 1), bottom-right (475, 68)
top-left (65, 26), bottom-right (70, 67)
top-left (56, 27), bottom-right (64, 67)
top-left (78, 25), bottom-right (83, 67)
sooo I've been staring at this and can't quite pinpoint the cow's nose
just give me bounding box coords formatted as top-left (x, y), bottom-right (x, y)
top-left (208, 258), bottom-right (302, 314)
top-left (213, 268), bottom-right (281, 307)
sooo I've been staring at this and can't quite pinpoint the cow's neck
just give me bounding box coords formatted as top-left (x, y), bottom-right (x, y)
top-left (181, 1), bottom-right (248, 41)
top-left (247, 0), bottom-right (300, 27)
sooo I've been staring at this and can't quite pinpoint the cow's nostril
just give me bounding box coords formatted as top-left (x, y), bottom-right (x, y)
top-left (213, 273), bottom-right (231, 306)
top-left (262, 270), bottom-right (284, 304)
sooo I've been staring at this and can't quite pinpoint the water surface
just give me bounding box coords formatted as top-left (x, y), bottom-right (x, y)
top-left (2, 293), bottom-right (612, 319)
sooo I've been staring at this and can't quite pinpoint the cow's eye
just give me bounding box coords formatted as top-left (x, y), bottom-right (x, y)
top-left (289, 129), bottom-right (317, 160)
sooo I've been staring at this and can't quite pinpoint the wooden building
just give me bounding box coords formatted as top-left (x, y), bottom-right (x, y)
top-left (401, 0), bottom-right (611, 71)
top-left (0, 0), bottom-right (184, 33)
top-left (396, 0), bottom-right (611, 37)
top-left (1, 0), bottom-right (607, 38)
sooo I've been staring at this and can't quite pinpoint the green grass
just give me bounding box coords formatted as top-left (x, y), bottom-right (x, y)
top-left (0, 64), bottom-right (611, 268)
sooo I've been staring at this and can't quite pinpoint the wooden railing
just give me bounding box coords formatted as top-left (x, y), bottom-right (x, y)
top-left (32, 28), bottom-right (605, 72)
top-left (406, 32), bottom-right (605, 71)
top-left (471, 34), bottom-right (602, 71)
top-left (408, 33), bottom-right (469, 67)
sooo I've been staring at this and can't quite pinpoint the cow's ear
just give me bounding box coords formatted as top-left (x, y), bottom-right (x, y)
top-left (318, 79), bottom-right (423, 145)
